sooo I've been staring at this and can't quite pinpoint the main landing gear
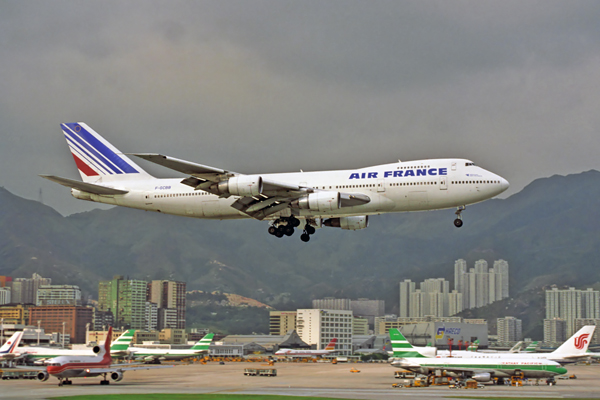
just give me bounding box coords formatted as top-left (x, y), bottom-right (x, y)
top-left (454, 205), bottom-right (465, 227)
top-left (268, 216), bottom-right (315, 242)
top-left (58, 378), bottom-right (73, 386)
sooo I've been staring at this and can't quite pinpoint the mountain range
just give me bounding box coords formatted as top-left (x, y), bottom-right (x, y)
top-left (1, 170), bottom-right (599, 337)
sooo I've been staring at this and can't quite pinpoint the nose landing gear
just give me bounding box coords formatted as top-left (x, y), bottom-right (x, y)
top-left (454, 206), bottom-right (465, 227)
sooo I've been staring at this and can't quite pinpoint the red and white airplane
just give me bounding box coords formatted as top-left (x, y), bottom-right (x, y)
top-left (275, 338), bottom-right (338, 357)
top-left (34, 327), bottom-right (170, 386)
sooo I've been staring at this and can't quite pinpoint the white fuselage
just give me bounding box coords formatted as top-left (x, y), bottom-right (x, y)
top-left (72, 159), bottom-right (508, 220)
top-left (275, 349), bottom-right (335, 356)
top-left (128, 347), bottom-right (205, 360)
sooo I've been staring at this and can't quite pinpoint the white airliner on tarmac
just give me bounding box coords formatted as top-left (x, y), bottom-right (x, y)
top-left (275, 338), bottom-right (338, 357)
top-left (41, 123), bottom-right (509, 242)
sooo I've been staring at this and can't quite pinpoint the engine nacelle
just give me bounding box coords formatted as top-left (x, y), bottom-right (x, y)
top-left (71, 189), bottom-right (93, 201)
top-left (110, 371), bottom-right (124, 382)
top-left (212, 175), bottom-right (263, 196)
top-left (472, 372), bottom-right (491, 382)
top-left (324, 216), bottom-right (368, 230)
top-left (293, 192), bottom-right (341, 212)
top-left (37, 371), bottom-right (49, 381)
top-left (93, 345), bottom-right (101, 354)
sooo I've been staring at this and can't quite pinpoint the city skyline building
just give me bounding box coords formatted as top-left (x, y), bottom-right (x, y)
top-left (296, 309), bottom-right (353, 355)
top-left (98, 275), bottom-right (147, 330)
top-left (454, 259), bottom-right (509, 310)
top-left (497, 316), bottom-right (522, 343)
top-left (36, 285), bottom-right (81, 306)
top-left (148, 280), bottom-right (186, 329)
top-left (545, 287), bottom-right (600, 337)
top-left (8, 273), bottom-right (51, 304)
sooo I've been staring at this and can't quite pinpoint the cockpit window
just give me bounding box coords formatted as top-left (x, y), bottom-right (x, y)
top-left (465, 162), bottom-right (476, 167)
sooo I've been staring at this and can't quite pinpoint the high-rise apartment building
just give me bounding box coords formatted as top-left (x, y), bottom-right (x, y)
top-left (98, 276), bottom-right (147, 330)
top-left (399, 280), bottom-right (415, 318)
top-left (544, 318), bottom-right (567, 344)
top-left (545, 287), bottom-right (600, 337)
top-left (0, 287), bottom-right (10, 305)
top-left (296, 309), bottom-right (352, 355)
top-left (8, 274), bottom-right (51, 304)
top-left (148, 280), bottom-right (186, 329)
top-left (454, 259), bottom-right (509, 310)
top-left (497, 316), bottom-right (522, 343)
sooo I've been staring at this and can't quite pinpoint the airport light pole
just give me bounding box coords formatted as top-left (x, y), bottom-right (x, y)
top-left (62, 322), bottom-right (66, 348)
top-left (1, 317), bottom-right (3, 346)
top-left (37, 320), bottom-right (41, 345)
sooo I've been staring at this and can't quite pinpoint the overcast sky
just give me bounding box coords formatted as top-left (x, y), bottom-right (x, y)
top-left (1, 1), bottom-right (599, 215)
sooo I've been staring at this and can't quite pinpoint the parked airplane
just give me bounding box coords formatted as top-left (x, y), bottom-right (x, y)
top-left (391, 326), bottom-right (595, 364)
top-left (30, 327), bottom-right (170, 386)
top-left (20, 329), bottom-right (135, 363)
top-left (41, 123), bottom-right (509, 242)
top-left (275, 338), bottom-right (338, 356)
top-left (0, 332), bottom-right (24, 361)
top-left (392, 356), bottom-right (567, 383)
top-left (128, 333), bottom-right (214, 363)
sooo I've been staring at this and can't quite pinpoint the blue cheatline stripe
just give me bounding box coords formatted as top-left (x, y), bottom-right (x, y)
top-left (63, 126), bottom-right (123, 174)
top-left (65, 134), bottom-right (113, 175)
top-left (63, 123), bottom-right (139, 174)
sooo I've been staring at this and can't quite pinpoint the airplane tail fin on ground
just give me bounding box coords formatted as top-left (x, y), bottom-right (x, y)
top-left (61, 122), bottom-right (153, 182)
top-left (110, 329), bottom-right (135, 352)
top-left (325, 338), bottom-right (337, 351)
top-left (552, 325), bottom-right (595, 356)
top-left (389, 328), bottom-right (427, 358)
top-left (101, 326), bottom-right (113, 364)
top-left (0, 331), bottom-right (23, 354)
top-left (467, 340), bottom-right (479, 351)
top-left (523, 341), bottom-right (538, 352)
top-left (191, 333), bottom-right (214, 351)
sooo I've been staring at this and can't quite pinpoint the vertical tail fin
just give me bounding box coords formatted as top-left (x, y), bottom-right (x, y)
top-left (523, 341), bottom-right (538, 352)
top-left (110, 329), bottom-right (135, 353)
top-left (191, 333), bottom-right (214, 351)
top-left (61, 122), bottom-right (152, 182)
top-left (101, 326), bottom-right (113, 364)
top-left (325, 338), bottom-right (337, 351)
top-left (389, 328), bottom-right (427, 358)
top-left (552, 326), bottom-right (595, 356)
top-left (0, 331), bottom-right (23, 354)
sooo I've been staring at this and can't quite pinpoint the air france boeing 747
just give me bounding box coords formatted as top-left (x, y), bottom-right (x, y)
top-left (41, 123), bottom-right (509, 242)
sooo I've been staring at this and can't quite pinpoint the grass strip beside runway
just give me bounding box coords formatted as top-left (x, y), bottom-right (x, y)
top-left (49, 395), bottom-right (353, 400)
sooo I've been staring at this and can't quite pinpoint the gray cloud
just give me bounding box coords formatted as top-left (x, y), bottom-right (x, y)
top-left (1, 0), bottom-right (599, 215)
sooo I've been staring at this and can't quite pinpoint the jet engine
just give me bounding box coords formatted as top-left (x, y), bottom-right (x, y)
top-left (93, 346), bottom-right (101, 354)
top-left (37, 371), bottom-right (49, 381)
top-left (472, 372), bottom-right (491, 382)
top-left (292, 192), bottom-right (340, 212)
top-left (324, 216), bottom-right (368, 230)
top-left (110, 371), bottom-right (124, 382)
top-left (213, 175), bottom-right (263, 196)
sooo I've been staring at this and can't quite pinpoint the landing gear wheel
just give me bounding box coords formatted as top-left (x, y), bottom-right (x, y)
top-left (284, 225), bottom-right (294, 236)
top-left (289, 216), bottom-right (301, 227)
top-left (100, 380), bottom-right (110, 385)
top-left (300, 233), bottom-right (310, 242)
top-left (454, 218), bottom-right (463, 228)
top-left (274, 229), bottom-right (284, 238)
top-left (268, 226), bottom-right (277, 235)
top-left (305, 225), bottom-right (316, 235)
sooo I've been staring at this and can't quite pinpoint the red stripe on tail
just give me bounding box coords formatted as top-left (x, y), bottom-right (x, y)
top-left (72, 154), bottom-right (99, 176)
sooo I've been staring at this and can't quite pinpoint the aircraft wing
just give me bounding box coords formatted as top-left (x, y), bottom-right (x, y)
top-left (130, 153), bottom-right (370, 220)
top-left (40, 175), bottom-right (129, 195)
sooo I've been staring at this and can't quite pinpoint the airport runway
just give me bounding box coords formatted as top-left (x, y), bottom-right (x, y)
top-left (2, 362), bottom-right (600, 399)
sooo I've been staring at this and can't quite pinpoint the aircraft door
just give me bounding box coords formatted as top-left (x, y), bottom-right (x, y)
top-left (439, 175), bottom-right (447, 190)
top-left (377, 179), bottom-right (385, 192)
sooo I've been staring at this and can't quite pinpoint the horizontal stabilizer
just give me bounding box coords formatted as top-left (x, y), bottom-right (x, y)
top-left (129, 153), bottom-right (231, 179)
top-left (40, 175), bottom-right (129, 195)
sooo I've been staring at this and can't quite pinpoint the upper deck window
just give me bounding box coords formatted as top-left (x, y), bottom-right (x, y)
top-left (465, 162), bottom-right (476, 167)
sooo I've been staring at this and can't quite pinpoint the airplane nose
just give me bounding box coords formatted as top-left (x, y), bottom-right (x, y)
top-left (500, 178), bottom-right (509, 191)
